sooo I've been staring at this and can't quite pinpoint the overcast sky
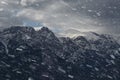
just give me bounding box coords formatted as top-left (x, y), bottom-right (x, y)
top-left (0, 0), bottom-right (120, 34)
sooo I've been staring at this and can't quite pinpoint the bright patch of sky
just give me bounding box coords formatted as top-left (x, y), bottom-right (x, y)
top-left (23, 19), bottom-right (42, 27)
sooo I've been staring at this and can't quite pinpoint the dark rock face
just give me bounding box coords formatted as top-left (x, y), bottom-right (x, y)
top-left (0, 26), bottom-right (120, 80)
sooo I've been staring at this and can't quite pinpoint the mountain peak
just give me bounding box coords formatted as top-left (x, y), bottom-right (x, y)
top-left (39, 27), bottom-right (53, 33)
top-left (38, 27), bottom-right (54, 36)
top-left (41, 27), bottom-right (49, 31)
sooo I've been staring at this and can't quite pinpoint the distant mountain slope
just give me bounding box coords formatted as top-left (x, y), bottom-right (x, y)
top-left (0, 26), bottom-right (120, 80)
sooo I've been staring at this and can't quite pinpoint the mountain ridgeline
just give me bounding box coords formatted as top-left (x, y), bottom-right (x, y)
top-left (0, 26), bottom-right (120, 80)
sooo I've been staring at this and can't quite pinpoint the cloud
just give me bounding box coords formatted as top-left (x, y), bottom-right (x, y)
top-left (16, 0), bottom-right (104, 32)
top-left (0, 0), bottom-right (22, 29)
top-left (0, 0), bottom-right (120, 35)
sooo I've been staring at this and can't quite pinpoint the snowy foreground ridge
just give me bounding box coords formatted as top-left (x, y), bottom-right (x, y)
top-left (0, 26), bottom-right (120, 80)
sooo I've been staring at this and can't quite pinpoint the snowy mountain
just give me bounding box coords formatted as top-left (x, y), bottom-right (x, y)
top-left (0, 26), bottom-right (120, 80)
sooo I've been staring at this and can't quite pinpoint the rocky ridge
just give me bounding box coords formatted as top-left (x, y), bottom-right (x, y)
top-left (0, 26), bottom-right (120, 80)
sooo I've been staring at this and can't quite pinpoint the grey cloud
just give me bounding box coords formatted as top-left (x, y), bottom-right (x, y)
top-left (0, 0), bottom-right (23, 29)
top-left (0, 0), bottom-right (120, 35)
top-left (16, 0), bottom-right (104, 32)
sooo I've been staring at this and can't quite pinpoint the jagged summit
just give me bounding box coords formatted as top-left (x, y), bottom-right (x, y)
top-left (40, 27), bottom-right (50, 32)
